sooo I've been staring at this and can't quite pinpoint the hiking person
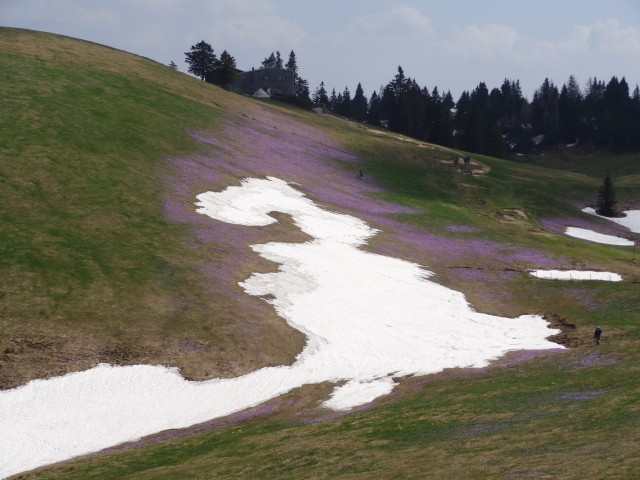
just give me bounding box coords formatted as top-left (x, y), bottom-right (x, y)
top-left (357, 169), bottom-right (364, 180)
top-left (464, 156), bottom-right (470, 166)
top-left (594, 326), bottom-right (603, 345)
top-left (453, 157), bottom-right (459, 167)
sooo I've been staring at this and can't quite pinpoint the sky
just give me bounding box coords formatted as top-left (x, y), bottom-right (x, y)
top-left (2, 0), bottom-right (640, 99)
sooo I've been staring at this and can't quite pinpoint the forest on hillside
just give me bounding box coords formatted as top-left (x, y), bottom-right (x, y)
top-left (183, 42), bottom-right (640, 157)
top-left (315, 68), bottom-right (640, 157)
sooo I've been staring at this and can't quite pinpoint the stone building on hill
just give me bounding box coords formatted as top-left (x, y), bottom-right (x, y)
top-left (230, 67), bottom-right (295, 96)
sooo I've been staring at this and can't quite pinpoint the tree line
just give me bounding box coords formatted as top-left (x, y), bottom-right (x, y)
top-left (313, 67), bottom-right (640, 155)
top-left (179, 42), bottom-right (639, 155)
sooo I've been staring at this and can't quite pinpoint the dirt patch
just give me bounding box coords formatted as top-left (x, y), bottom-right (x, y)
top-left (493, 208), bottom-right (532, 225)
top-left (544, 313), bottom-right (592, 348)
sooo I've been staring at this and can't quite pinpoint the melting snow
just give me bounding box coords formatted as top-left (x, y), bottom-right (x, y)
top-left (564, 226), bottom-right (634, 246)
top-left (529, 270), bottom-right (622, 281)
top-left (582, 207), bottom-right (640, 234)
top-left (0, 177), bottom-right (563, 478)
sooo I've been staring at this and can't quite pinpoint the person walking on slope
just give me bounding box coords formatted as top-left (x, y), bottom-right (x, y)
top-left (594, 326), bottom-right (603, 345)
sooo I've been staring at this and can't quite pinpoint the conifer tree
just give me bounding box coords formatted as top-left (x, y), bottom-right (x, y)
top-left (261, 52), bottom-right (277, 68)
top-left (596, 174), bottom-right (618, 217)
top-left (350, 83), bottom-right (368, 121)
top-left (558, 75), bottom-right (583, 142)
top-left (285, 50), bottom-right (298, 80)
top-left (329, 88), bottom-right (338, 112)
top-left (312, 81), bottom-right (329, 107)
top-left (210, 50), bottom-right (238, 88)
top-left (184, 41), bottom-right (217, 80)
top-left (339, 86), bottom-right (351, 117)
top-left (367, 90), bottom-right (381, 125)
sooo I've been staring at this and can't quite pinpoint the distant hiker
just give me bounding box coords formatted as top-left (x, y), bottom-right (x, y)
top-left (464, 156), bottom-right (470, 166)
top-left (453, 157), bottom-right (460, 167)
top-left (594, 326), bottom-right (603, 345)
top-left (357, 169), bottom-right (364, 180)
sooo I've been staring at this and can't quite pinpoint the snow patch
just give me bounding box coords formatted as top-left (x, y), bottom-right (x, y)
top-left (564, 226), bottom-right (634, 246)
top-left (582, 207), bottom-right (640, 234)
top-left (0, 177), bottom-right (562, 478)
top-left (529, 270), bottom-right (622, 281)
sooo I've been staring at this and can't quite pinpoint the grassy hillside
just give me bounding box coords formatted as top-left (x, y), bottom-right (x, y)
top-left (2, 28), bottom-right (640, 478)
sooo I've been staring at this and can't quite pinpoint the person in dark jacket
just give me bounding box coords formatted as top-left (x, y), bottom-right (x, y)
top-left (594, 326), bottom-right (603, 345)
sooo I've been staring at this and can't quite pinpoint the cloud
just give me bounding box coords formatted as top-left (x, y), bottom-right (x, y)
top-left (447, 24), bottom-right (518, 60)
top-left (350, 5), bottom-right (431, 34)
top-left (559, 19), bottom-right (640, 55)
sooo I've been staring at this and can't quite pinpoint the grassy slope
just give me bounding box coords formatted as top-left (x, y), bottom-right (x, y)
top-left (0, 28), bottom-right (306, 389)
top-left (2, 29), bottom-right (640, 478)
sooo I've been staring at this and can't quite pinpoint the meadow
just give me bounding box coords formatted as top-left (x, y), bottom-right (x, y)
top-left (1, 28), bottom-right (639, 479)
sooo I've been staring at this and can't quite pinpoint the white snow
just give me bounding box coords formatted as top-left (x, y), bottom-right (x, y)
top-left (564, 226), bottom-right (634, 246)
top-left (529, 270), bottom-right (622, 281)
top-left (0, 177), bottom-right (563, 479)
top-left (582, 207), bottom-right (640, 234)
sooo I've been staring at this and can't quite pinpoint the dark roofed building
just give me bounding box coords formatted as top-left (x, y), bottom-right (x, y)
top-left (230, 68), bottom-right (295, 96)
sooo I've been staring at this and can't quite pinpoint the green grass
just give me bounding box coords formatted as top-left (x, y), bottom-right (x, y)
top-left (0, 28), bottom-right (305, 389)
top-left (3, 28), bottom-right (640, 479)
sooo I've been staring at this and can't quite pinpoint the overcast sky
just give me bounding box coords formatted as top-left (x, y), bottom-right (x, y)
top-left (2, 0), bottom-right (640, 99)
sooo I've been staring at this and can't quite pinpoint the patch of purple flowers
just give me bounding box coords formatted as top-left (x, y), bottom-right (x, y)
top-left (559, 390), bottom-right (607, 402)
top-left (574, 354), bottom-right (619, 368)
top-left (443, 225), bottom-right (480, 233)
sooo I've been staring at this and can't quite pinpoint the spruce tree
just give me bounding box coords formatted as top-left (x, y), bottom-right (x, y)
top-left (312, 81), bottom-right (329, 107)
top-left (351, 83), bottom-right (368, 121)
top-left (339, 87), bottom-right (351, 117)
top-left (367, 90), bottom-right (380, 125)
top-left (596, 174), bottom-right (618, 217)
top-left (329, 88), bottom-right (338, 112)
top-left (184, 41), bottom-right (217, 80)
top-left (211, 50), bottom-right (238, 88)
top-left (285, 50), bottom-right (298, 80)
top-left (261, 52), bottom-right (277, 69)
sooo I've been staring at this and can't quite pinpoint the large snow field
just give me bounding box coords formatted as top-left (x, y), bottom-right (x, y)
top-left (0, 177), bottom-right (563, 479)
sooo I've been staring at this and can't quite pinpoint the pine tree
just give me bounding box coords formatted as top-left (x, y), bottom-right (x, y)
top-left (210, 50), bottom-right (238, 88)
top-left (584, 77), bottom-right (606, 145)
top-left (168, 61), bottom-right (178, 71)
top-left (558, 75), bottom-right (583, 143)
top-left (261, 52), bottom-right (277, 69)
top-left (531, 78), bottom-right (560, 145)
top-left (285, 50), bottom-right (298, 80)
top-left (312, 81), bottom-right (329, 107)
top-left (329, 88), bottom-right (338, 112)
top-left (367, 90), bottom-right (380, 125)
top-left (184, 41), bottom-right (217, 80)
top-left (605, 76), bottom-right (633, 150)
top-left (339, 86), bottom-right (351, 117)
top-left (275, 51), bottom-right (283, 69)
top-left (596, 174), bottom-right (618, 217)
top-left (350, 83), bottom-right (368, 121)
top-left (296, 77), bottom-right (310, 100)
